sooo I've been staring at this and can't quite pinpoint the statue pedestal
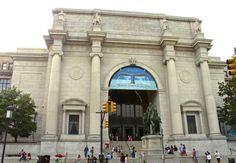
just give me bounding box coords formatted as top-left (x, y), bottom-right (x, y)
top-left (141, 135), bottom-right (163, 155)
top-left (141, 135), bottom-right (164, 163)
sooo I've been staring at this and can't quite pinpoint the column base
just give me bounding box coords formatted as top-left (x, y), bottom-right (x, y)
top-left (208, 133), bottom-right (227, 140)
top-left (40, 135), bottom-right (58, 155)
top-left (87, 134), bottom-right (100, 141)
top-left (41, 134), bottom-right (58, 141)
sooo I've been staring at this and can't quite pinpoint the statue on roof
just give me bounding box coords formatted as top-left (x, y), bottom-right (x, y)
top-left (93, 13), bottom-right (101, 25)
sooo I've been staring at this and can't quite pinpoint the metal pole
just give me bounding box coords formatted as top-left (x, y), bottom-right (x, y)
top-left (161, 127), bottom-right (165, 163)
top-left (100, 111), bottom-right (103, 156)
top-left (1, 125), bottom-right (8, 163)
top-left (99, 111), bottom-right (105, 163)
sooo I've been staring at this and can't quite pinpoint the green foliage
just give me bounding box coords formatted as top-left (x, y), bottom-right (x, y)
top-left (217, 77), bottom-right (236, 126)
top-left (0, 87), bottom-right (37, 142)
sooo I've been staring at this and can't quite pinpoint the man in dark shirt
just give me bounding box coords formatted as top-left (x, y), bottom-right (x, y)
top-left (120, 153), bottom-right (125, 163)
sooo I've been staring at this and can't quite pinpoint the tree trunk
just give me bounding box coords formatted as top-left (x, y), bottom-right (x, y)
top-left (14, 136), bottom-right (18, 143)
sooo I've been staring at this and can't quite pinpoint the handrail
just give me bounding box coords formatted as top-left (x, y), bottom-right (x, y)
top-left (230, 148), bottom-right (236, 155)
top-left (125, 141), bottom-right (132, 154)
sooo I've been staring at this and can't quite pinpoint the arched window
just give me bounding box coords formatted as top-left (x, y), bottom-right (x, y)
top-left (109, 66), bottom-right (157, 90)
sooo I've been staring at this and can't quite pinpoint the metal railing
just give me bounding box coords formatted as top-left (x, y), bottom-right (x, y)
top-left (230, 148), bottom-right (236, 155)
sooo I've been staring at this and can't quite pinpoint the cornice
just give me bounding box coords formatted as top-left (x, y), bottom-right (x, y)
top-left (11, 54), bottom-right (48, 61)
top-left (208, 61), bottom-right (226, 69)
top-left (192, 37), bottom-right (212, 50)
top-left (87, 31), bottom-right (107, 42)
top-left (52, 8), bottom-right (200, 22)
top-left (48, 29), bottom-right (68, 40)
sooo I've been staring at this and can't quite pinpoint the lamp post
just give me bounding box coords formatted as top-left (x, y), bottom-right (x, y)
top-left (1, 105), bottom-right (14, 163)
top-left (160, 127), bottom-right (165, 163)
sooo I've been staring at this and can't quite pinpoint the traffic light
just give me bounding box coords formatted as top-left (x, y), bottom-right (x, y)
top-left (104, 120), bottom-right (109, 128)
top-left (103, 101), bottom-right (109, 113)
top-left (226, 57), bottom-right (236, 75)
top-left (110, 101), bottom-right (117, 113)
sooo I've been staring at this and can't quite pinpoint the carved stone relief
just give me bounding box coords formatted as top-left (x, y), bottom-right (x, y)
top-left (179, 70), bottom-right (192, 83)
top-left (69, 66), bottom-right (84, 80)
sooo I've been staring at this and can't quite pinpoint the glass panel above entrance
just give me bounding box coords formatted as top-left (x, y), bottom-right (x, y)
top-left (109, 66), bottom-right (157, 90)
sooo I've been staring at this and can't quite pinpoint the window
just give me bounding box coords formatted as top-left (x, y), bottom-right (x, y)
top-left (122, 104), bottom-right (134, 117)
top-left (187, 115), bottom-right (197, 134)
top-left (135, 105), bottom-right (143, 117)
top-left (0, 79), bottom-right (11, 91)
top-left (8, 63), bottom-right (13, 70)
top-left (2, 63), bottom-right (7, 70)
top-left (68, 114), bottom-right (79, 134)
top-left (181, 101), bottom-right (203, 135)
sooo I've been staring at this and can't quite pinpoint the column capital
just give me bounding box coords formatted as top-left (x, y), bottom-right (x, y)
top-left (89, 52), bottom-right (103, 58)
top-left (160, 35), bottom-right (178, 48)
top-left (195, 56), bottom-right (208, 66)
top-left (163, 56), bottom-right (176, 65)
top-left (50, 51), bottom-right (63, 57)
top-left (161, 41), bottom-right (176, 65)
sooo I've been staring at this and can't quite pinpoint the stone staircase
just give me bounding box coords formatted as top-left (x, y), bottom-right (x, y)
top-left (3, 154), bottom-right (236, 163)
top-left (109, 141), bottom-right (142, 157)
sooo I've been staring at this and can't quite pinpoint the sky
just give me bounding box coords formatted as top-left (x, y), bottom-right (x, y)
top-left (0, 0), bottom-right (235, 61)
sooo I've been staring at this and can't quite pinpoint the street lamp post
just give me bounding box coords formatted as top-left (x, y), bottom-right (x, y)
top-left (160, 127), bottom-right (165, 163)
top-left (1, 105), bottom-right (14, 163)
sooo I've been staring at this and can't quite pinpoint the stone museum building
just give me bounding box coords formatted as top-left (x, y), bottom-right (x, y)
top-left (0, 8), bottom-right (229, 156)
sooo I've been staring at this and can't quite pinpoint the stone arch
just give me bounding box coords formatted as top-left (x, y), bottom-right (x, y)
top-left (181, 100), bottom-right (202, 108)
top-left (62, 98), bottom-right (87, 106)
top-left (103, 62), bottom-right (163, 90)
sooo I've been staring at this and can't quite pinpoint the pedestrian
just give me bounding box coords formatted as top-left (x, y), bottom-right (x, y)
top-left (214, 150), bottom-right (221, 163)
top-left (120, 153), bottom-right (125, 163)
top-left (27, 153), bottom-right (32, 160)
top-left (90, 146), bottom-right (94, 156)
top-left (206, 152), bottom-right (211, 163)
top-left (19, 149), bottom-right (27, 161)
top-left (125, 154), bottom-right (129, 163)
top-left (87, 155), bottom-right (92, 163)
top-left (76, 154), bottom-right (81, 163)
top-left (192, 148), bottom-right (197, 162)
top-left (131, 146), bottom-right (136, 158)
top-left (84, 145), bottom-right (89, 158)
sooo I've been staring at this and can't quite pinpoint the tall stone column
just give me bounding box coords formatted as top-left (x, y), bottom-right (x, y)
top-left (45, 50), bottom-right (63, 137)
top-left (161, 39), bottom-right (184, 137)
top-left (87, 16), bottom-right (106, 140)
top-left (43, 11), bottom-right (67, 140)
top-left (88, 52), bottom-right (102, 139)
top-left (194, 38), bottom-right (221, 136)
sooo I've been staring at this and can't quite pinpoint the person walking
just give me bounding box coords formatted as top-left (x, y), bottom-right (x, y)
top-left (84, 146), bottom-right (89, 158)
top-left (214, 150), bottom-right (221, 163)
top-left (192, 148), bottom-right (197, 160)
top-left (76, 154), bottom-right (81, 163)
top-left (19, 149), bottom-right (27, 161)
top-left (125, 154), bottom-right (129, 163)
top-left (120, 153), bottom-right (125, 163)
top-left (206, 152), bottom-right (211, 163)
top-left (90, 146), bottom-right (94, 156)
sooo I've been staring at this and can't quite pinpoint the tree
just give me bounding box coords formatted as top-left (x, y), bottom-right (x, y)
top-left (0, 87), bottom-right (37, 142)
top-left (217, 77), bottom-right (236, 126)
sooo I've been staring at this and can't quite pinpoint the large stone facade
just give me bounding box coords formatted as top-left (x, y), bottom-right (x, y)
top-left (0, 8), bottom-right (229, 156)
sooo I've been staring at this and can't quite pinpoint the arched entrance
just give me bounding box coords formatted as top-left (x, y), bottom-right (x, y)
top-left (108, 66), bottom-right (158, 141)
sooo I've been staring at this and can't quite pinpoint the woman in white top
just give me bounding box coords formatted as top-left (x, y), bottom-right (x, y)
top-left (206, 152), bottom-right (211, 163)
top-left (214, 150), bottom-right (221, 163)
top-left (125, 154), bottom-right (129, 163)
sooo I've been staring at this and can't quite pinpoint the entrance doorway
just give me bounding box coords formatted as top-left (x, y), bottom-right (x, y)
top-left (109, 90), bottom-right (155, 141)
